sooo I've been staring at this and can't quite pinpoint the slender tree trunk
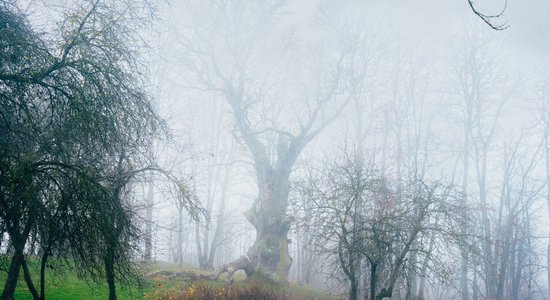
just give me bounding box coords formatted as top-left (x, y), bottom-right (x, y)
top-left (461, 119), bottom-right (471, 300)
top-left (205, 160), bottom-right (233, 269)
top-left (1, 220), bottom-right (34, 300)
top-left (207, 184), bottom-right (228, 268)
top-left (302, 234), bottom-right (313, 285)
top-left (349, 277), bottom-right (358, 300)
top-left (510, 239), bottom-right (520, 300)
top-left (195, 220), bottom-right (207, 268)
top-left (496, 218), bottom-right (511, 299)
top-left (40, 251), bottom-right (49, 300)
top-left (417, 238), bottom-right (434, 300)
top-left (406, 249), bottom-right (417, 300)
top-left (472, 270), bottom-right (478, 300)
top-left (104, 251), bottom-right (117, 300)
top-left (176, 205), bottom-right (184, 265)
top-left (547, 243), bottom-right (550, 300)
top-left (478, 147), bottom-right (496, 298)
top-left (545, 124), bottom-right (550, 297)
top-left (22, 258), bottom-right (39, 300)
top-left (1, 250), bottom-right (24, 300)
top-left (460, 216), bottom-right (469, 297)
top-left (144, 182), bottom-right (154, 261)
top-left (369, 263), bottom-right (378, 300)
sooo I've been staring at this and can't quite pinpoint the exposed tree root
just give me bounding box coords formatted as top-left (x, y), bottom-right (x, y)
top-left (146, 256), bottom-right (254, 286)
top-left (202, 255), bottom-right (254, 285)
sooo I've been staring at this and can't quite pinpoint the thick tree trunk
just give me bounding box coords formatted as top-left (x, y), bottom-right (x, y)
top-left (245, 211), bottom-right (292, 283)
top-left (238, 204), bottom-right (294, 279)
top-left (244, 174), bottom-right (293, 283)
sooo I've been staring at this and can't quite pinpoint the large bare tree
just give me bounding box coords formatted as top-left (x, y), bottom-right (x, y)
top-left (170, 0), bottom-right (369, 282)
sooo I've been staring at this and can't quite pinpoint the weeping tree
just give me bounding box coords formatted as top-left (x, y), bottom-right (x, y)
top-left (172, 0), bottom-right (370, 283)
top-left (0, 1), bottom-right (201, 299)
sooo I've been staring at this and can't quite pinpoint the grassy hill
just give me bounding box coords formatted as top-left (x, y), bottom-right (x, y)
top-left (0, 261), bottom-right (341, 299)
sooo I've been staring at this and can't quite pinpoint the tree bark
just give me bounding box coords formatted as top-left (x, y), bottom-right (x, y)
top-left (22, 258), bottom-right (39, 300)
top-left (1, 251), bottom-right (24, 300)
top-left (545, 122), bottom-right (550, 300)
top-left (478, 147), bottom-right (496, 298)
top-left (349, 278), bottom-right (358, 300)
top-left (369, 263), bottom-right (378, 300)
top-left (176, 205), bottom-right (184, 265)
top-left (40, 251), bottom-right (49, 300)
top-left (205, 256), bottom-right (254, 285)
top-left (406, 248), bottom-right (417, 300)
top-left (417, 237), bottom-right (434, 300)
top-left (245, 202), bottom-right (293, 283)
top-left (460, 115), bottom-right (471, 300)
top-left (104, 251), bottom-right (117, 300)
top-left (144, 182), bottom-right (154, 261)
top-left (1, 217), bottom-right (34, 300)
top-left (472, 270), bottom-right (478, 300)
top-left (243, 162), bottom-right (294, 283)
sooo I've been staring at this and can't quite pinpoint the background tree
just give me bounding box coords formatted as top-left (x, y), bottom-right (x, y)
top-left (536, 71), bottom-right (550, 298)
top-left (296, 150), bottom-right (472, 300)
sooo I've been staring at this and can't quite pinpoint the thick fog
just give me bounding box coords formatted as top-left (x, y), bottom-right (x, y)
top-left (134, 0), bottom-right (550, 298)
top-left (3, 0), bottom-right (550, 299)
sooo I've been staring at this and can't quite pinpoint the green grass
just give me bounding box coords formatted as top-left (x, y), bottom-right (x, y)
top-left (0, 260), bottom-right (338, 299)
top-left (0, 259), bottom-right (158, 300)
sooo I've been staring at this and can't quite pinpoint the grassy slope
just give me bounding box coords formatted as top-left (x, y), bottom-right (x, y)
top-left (0, 261), bottom-right (339, 300)
top-left (0, 261), bottom-right (148, 300)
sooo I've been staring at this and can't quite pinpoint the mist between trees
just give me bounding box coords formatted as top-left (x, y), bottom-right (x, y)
top-left (1, 0), bottom-right (550, 300)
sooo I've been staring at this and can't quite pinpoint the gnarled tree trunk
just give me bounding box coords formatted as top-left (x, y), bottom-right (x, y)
top-left (244, 169), bottom-right (293, 282)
